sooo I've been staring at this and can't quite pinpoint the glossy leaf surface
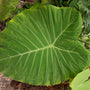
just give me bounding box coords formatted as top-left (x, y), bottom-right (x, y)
top-left (0, 5), bottom-right (90, 86)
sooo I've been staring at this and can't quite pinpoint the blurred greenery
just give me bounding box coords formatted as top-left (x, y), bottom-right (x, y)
top-left (0, 0), bottom-right (19, 20)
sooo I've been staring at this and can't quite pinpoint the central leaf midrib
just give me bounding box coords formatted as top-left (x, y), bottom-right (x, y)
top-left (0, 44), bottom-right (80, 61)
top-left (0, 45), bottom-right (54, 61)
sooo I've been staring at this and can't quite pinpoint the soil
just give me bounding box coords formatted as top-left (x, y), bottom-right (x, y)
top-left (0, 73), bottom-right (70, 90)
top-left (0, 20), bottom-right (6, 32)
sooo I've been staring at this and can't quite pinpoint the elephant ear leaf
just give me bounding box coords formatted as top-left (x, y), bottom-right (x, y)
top-left (0, 5), bottom-right (90, 86)
top-left (70, 69), bottom-right (90, 90)
top-left (0, 0), bottom-right (19, 20)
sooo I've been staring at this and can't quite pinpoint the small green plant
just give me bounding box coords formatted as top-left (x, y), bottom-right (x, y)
top-left (70, 69), bottom-right (90, 90)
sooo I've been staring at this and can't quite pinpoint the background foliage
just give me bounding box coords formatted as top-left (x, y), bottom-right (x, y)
top-left (0, 0), bottom-right (19, 20)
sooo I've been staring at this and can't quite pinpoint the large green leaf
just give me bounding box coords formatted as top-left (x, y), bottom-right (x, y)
top-left (0, 0), bottom-right (19, 20)
top-left (70, 69), bottom-right (90, 90)
top-left (0, 5), bottom-right (90, 86)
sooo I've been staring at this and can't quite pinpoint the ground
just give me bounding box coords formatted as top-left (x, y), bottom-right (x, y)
top-left (0, 73), bottom-right (70, 90)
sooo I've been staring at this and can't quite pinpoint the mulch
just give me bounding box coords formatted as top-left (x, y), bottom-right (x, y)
top-left (0, 20), bottom-right (6, 32)
top-left (0, 73), bottom-right (70, 90)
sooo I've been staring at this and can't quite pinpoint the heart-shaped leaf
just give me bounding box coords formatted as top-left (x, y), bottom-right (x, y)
top-left (0, 5), bottom-right (90, 86)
